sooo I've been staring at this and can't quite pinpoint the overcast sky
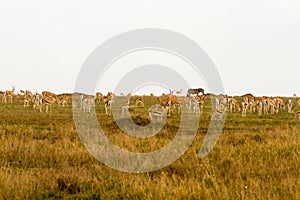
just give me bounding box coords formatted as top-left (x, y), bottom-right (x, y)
top-left (0, 0), bottom-right (299, 96)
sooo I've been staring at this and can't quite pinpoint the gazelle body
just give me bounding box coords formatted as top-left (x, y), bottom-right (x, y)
top-left (103, 98), bottom-right (112, 116)
top-left (228, 97), bottom-right (240, 112)
top-left (58, 96), bottom-right (69, 107)
top-left (23, 95), bottom-right (31, 108)
top-left (33, 92), bottom-right (42, 109)
top-left (135, 97), bottom-right (144, 107)
top-left (121, 101), bottom-right (130, 117)
top-left (95, 92), bottom-right (103, 103)
top-left (297, 99), bottom-right (300, 108)
top-left (293, 109), bottom-right (300, 120)
top-left (42, 91), bottom-right (57, 98)
top-left (160, 94), bottom-right (181, 116)
top-left (195, 95), bottom-right (205, 115)
top-left (274, 98), bottom-right (285, 112)
top-left (149, 106), bottom-right (167, 122)
top-left (3, 86), bottom-right (17, 104)
top-left (242, 93), bottom-right (255, 112)
top-left (80, 95), bottom-right (95, 113)
top-left (39, 97), bottom-right (56, 113)
top-left (242, 102), bottom-right (247, 117)
top-left (262, 97), bottom-right (277, 114)
top-left (286, 99), bottom-right (293, 113)
top-left (257, 101), bottom-right (263, 116)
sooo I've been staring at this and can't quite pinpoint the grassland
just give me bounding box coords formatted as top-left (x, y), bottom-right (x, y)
top-left (0, 94), bottom-right (299, 199)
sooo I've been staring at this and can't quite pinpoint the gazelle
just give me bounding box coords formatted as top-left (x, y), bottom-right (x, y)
top-left (297, 99), bottom-right (300, 108)
top-left (2, 86), bottom-right (17, 104)
top-left (242, 102), bottom-right (248, 117)
top-left (107, 92), bottom-right (114, 99)
top-left (257, 101), bottom-right (263, 116)
top-left (58, 95), bottom-right (69, 107)
top-left (84, 97), bottom-right (95, 113)
top-left (274, 97), bottom-right (285, 112)
top-left (20, 90), bottom-right (33, 97)
top-left (121, 100), bottom-right (130, 117)
top-left (286, 99), bottom-right (293, 113)
top-left (42, 91), bottom-right (58, 102)
top-left (175, 89), bottom-right (183, 95)
top-left (267, 98), bottom-right (277, 114)
top-left (42, 91), bottom-right (57, 97)
top-left (215, 94), bottom-right (227, 111)
top-left (262, 99), bottom-right (268, 115)
top-left (33, 92), bottom-right (42, 109)
top-left (187, 96), bottom-right (196, 112)
top-left (103, 97), bottom-right (112, 116)
top-left (195, 95), bottom-right (205, 115)
top-left (19, 90), bottom-right (25, 95)
top-left (39, 97), bottom-right (56, 113)
top-left (149, 105), bottom-right (167, 122)
top-left (262, 97), bottom-right (277, 114)
top-left (227, 97), bottom-right (240, 112)
top-left (292, 109), bottom-right (300, 120)
top-left (79, 95), bottom-right (95, 113)
top-left (23, 95), bottom-right (31, 108)
top-left (242, 93), bottom-right (256, 112)
top-left (95, 92), bottom-right (103, 103)
top-left (159, 94), bottom-right (181, 116)
top-left (135, 97), bottom-right (144, 107)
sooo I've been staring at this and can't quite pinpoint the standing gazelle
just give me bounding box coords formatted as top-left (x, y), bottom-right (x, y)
top-left (2, 85), bottom-right (17, 104)
top-left (39, 97), bottom-right (56, 113)
top-left (286, 99), bottom-right (293, 113)
top-left (103, 97), bottom-right (112, 116)
top-left (23, 95), bottom-right (31, 108)
top-left (227, 97), bottom-right (240, 112)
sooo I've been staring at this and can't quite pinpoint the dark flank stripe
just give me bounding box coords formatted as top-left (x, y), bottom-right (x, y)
top-left (293, 110), bottom-right (300, 116)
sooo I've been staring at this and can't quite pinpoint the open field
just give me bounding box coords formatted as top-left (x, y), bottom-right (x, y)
top-left (0, 94), bottom-right (300, 199)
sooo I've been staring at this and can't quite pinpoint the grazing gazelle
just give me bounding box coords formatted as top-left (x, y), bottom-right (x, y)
top-left (121, 100), bottom-right (130, 117)
top-left (242, 93), bottom-right (255, 112)
top-left (227, 97), bottom-right (240, 112)
top-left (274, 97), bottom-right (285, 112)
top-left (135, 97), bottom-right (144, 107)
top-left (262, 96), bottom-right (277, 114)
top-left (58, 95), bottom-right (69, 107)
top-left (20, 90), bottom-right (33, 97)
top-left (257, 101), bottom-right (263, 116)
top-left (159, 94), bottom-right (181, 116)
top-left (292, 109), bottom-right (300, 120)
top-left (149, 106), bottom-right (167, 122)
top-left (297, 99), bottom-right (300, 108)
top-left (39, 97), bottom-right (56, 113)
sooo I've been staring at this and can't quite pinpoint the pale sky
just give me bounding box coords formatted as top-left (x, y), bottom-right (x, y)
top-left (0, 0), bottom-right (299, 96)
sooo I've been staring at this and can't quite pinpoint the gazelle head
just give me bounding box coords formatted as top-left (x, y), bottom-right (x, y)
top-left (11, 85), bottom-right (15, 92)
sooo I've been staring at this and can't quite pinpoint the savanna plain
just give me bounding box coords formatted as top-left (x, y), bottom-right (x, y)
top-left (0, 94), bottom-right (299, 199)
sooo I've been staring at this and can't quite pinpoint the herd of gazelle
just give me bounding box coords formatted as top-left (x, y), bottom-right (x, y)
top-left (1, 86), bottom-right (70, 113)
top-left (1, 86), bottom-right (300, 120)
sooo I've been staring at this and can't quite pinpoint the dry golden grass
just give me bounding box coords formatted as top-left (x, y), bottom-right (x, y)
top-left (0, 95), bottom-right (299, 199)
